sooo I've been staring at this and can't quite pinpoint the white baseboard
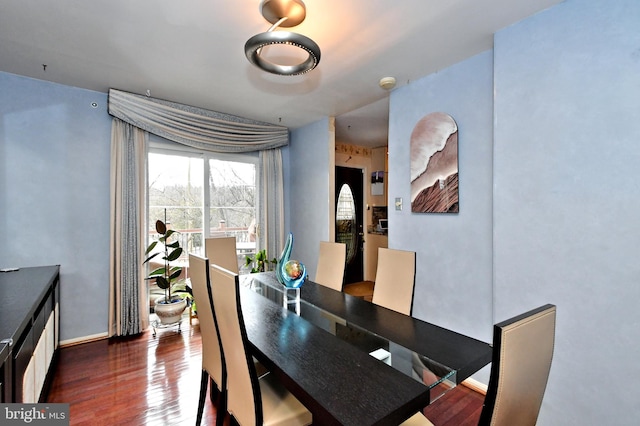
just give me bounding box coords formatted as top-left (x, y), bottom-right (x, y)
top-left (461, 377), bottom-right (488, 395)
top-left (60, 332), bottom-right (109, 348)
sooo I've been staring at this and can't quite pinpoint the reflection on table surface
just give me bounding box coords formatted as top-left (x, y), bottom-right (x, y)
top-left (241, 272), bottom-right (457, 403)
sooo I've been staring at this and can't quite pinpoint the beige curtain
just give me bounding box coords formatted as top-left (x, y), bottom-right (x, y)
top-left (108, 89), bottom-right (288, 152)
top-left (107, 90), bottom-right (288, 336)
top-left (108, 119), bottom-right (148, 336)
top-left (260, 149), bottom-right (285, 258)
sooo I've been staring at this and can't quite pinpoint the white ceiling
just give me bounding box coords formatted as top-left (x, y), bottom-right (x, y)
top-left (0, 0), bottom-right (562, 148)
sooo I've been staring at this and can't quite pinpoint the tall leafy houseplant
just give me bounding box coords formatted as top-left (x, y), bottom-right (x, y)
top-left (144, 219), bottom-right (184, 304)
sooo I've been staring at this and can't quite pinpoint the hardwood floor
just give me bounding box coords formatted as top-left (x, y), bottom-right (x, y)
top-left (421, 384), bottom-right (484, 425)
top-left (47, 320), bottom-right (482, 425)
top-left (47, 325), bottom-right (222, 426)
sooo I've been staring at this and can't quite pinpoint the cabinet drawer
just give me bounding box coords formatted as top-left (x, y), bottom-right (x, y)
top-left (12, 327), bottom-right (33, 403)
top-left (34, 334), bottom-right (46, 402)
top-left (22, 357), bottom-right (35, 403)
top-left (45, 313), bottom-right (55, 369)
top-left (32, 296), bottom-right (47, 344)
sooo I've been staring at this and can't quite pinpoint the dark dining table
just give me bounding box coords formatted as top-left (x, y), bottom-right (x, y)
top-left (239, 272), bottom-right (492, 426)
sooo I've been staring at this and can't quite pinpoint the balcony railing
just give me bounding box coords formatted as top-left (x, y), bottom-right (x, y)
top-left (149, 225), bottom-right (254, 254)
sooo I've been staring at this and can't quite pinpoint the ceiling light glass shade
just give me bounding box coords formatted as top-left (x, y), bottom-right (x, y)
top-left (245, 0), bottom-right (321, 76)
top-left (244, 31), bottom-right (321, 76)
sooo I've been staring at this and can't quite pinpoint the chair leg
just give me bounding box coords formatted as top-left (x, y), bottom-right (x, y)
top-left (196, 370), bottom-right (208, 426)
top-left (216, 400), bottom-right (226, 426)
top-left (209, 377), bottom-right (219, 403)
top-left (214, 380), bottom-right (226, 426)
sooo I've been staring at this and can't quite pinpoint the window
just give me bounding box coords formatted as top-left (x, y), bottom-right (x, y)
top-left (336, 184), bottom-right (357, 263)
top-left (207, 158), bottom-right (257, 248)
top-left (148, 153), bottom-right (204, 256)
top-left (148, 145), bottom-right (258, 270)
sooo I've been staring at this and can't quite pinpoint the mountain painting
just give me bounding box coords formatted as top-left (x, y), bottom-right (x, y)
top-left (410, 112), bottom-right (459, 213)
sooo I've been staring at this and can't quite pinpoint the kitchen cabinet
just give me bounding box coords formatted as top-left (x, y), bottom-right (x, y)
top-left (0, 266), bottom-right (60, 402)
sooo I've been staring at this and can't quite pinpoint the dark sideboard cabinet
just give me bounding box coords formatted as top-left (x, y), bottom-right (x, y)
top-left (0, 265), bottom-right (60, 403)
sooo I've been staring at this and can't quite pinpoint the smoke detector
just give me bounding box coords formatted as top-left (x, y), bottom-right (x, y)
top-left (379, 76), bottom-right (397, 90)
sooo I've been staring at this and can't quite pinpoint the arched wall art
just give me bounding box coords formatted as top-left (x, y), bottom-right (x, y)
top-left (410, 112), bottom-right (459, 213)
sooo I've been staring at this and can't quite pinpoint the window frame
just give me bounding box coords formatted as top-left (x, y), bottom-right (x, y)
top-left (147, 137), bottom-right (260, 257)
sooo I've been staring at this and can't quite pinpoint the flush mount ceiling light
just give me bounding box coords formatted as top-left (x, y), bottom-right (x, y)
top-left (244, 0), bottom-right (321, 76)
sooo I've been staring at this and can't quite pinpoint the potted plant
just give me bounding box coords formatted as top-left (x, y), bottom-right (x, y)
top-left (245, 249), bottom-right (277, 273)
top-left (144, 218), bottom-right (190, 324)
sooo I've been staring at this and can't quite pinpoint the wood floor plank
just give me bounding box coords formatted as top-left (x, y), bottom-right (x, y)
top-left (47, 325), bottom-right (222, 425)
top-left (47, 318), bottom-right (483, 425)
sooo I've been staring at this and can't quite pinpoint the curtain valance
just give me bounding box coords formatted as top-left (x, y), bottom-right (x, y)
top-left (108, 89), bottom-right (288, 153)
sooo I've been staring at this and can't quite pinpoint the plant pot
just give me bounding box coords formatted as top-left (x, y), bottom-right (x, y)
top-left (154, 297), bottom-right (188, 325)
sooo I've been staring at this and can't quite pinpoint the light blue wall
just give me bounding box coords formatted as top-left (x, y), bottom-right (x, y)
top-left (3, 1), bottom-right (638, 421)
top-left (387, 0), bottom-right (640, 423)
top-left (494, 0), bottom-right (640, 424)
top-left (0, 71), bottom-right (332, 343)
top-left (0, 72), bottom-right (112, 341)
top-left (286, 118), bottom-right (332, 277)
top-left (388, 50), bottom-right (495, 359)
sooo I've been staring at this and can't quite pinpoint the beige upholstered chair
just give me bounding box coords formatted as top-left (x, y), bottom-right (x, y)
top-left (209, 264), bottom-right (312, 426)
top-left (478, 303), bottom-right (556, 425)
top-left (371, 248), bottom-right (416, 315)
top-left (205, 236), bottom-right (239, 274)
top-left (401, 304), bottom-right (557, 426)
top-left (190, 237), bottom-right (239, 325)
top-left (314, 241), bottom-right (347, 291)
top-left (189, 254), bottom-right (225, 426)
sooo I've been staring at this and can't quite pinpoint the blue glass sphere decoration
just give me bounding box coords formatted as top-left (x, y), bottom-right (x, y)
top-left (282, 259), bottom-right (306, 288)
top-left (276, 232), bottom-right (307, 288)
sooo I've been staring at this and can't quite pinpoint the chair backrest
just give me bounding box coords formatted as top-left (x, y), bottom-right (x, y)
top-left (209, 264), bottom-right (262, 425)
top-left (371, 248), bottom-right (416, 315)
top-left (314, 241), bottom-right (347, 291)
top-left (188, 254), bottom-right (225, 389)
top-left (479, 304), bottom-right (556, 426)
top-left (205, 237), bottom-right (239, 274)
